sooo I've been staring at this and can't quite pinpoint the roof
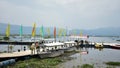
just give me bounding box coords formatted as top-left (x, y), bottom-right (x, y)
top-left (44, 42), bottom-right (64, 47)
top-left (64, 41), bottom-right (76, 44)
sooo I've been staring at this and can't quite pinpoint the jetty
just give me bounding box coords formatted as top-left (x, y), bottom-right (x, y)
top-left (0, 41), bottom-right (77, 61)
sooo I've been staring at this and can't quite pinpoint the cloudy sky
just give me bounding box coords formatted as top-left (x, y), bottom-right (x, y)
top-left (0, 0), bottom-right (120, 29)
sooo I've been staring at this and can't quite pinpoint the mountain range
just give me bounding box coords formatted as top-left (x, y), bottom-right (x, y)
top-left (0, 23), bottom-right (120, 36)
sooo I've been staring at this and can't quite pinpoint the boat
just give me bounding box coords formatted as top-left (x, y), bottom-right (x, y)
top-left (39, 42), bottom-right (65, 58)
top-left (116, 39), bottom-right (120, 42)
top-left (95, 43), bottom-right (103, 48)
top-left (39, 50), bottom-right (64, 58)
top-left (110, 44), bottom-right (120, 49)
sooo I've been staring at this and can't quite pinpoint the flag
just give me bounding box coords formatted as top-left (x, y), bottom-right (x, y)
top-left (40, 25), bottom-right (44, 38)
top-left (63, 29), bottom-right (66, 37)
top-left (32, 23), bottom-right (36, 37)
top-left (58, 28), bottom-right (62, 37)
top-left (73, 30), bottom-right (76, 36)
top-left (6, 24), bottom-right (10, 37)
top-left (80, 30), bottom-right (82, 36)
top-left (47, 28), bottom-right (50, 36)
top-left (54, 27), bottom-right (56, 39)
top-left (19, 25), bottom-right (23, 37)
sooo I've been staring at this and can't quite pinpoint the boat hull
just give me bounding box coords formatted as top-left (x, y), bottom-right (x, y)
top-left (39, 50), bottom-right (64, 58)
top-left (110, 45), bottom-right (120, 49)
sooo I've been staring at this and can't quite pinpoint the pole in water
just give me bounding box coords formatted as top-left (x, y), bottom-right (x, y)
top-left (21, 36), bottom-right (22, 50)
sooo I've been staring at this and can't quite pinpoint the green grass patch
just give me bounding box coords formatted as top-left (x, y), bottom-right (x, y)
top-left (106, 66), bottom-right (116, 68)
top-left (81, 64), bottom-right (94, 68)
top-left (105, 62), bottom-right (120, 66)
top-left (8, 57), bottom-right (63, 68)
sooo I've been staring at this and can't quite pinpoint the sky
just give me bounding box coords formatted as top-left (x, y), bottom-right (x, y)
top-left (0, 0), bottom-right (120, 29)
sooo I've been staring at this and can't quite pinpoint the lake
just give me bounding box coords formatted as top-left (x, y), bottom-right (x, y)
top-left (57, 47), bottom-right (120, 68)
top-left (0, 36), bottom-right (120, 68)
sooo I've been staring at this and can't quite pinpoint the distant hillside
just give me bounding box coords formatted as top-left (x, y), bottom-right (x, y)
top-left (69, 27), bottom-right (120, 36)
top-left (0, 23), bottom-right (62, 36)
top-left (0, 23), bottom-right (54, 35)
top-left (0, 23), bottom-right (120, 36)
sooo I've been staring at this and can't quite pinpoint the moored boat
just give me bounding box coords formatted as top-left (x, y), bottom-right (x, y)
top-left (39, 42), bottom-right (64, 58)
top-left (110, 44), bottom-right (120, 49)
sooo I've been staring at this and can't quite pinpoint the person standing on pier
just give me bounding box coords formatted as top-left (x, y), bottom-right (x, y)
top-left (35, 42), bottom-right (40, 54)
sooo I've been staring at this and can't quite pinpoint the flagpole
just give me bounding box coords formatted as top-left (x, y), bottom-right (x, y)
top-left (6, 24), bottom-right (10, 53)
top-left (54, 27), bottom-right (56, 42)
top-left (21, 35), bottom-right (22, 50)
top-left (32, 23), bottom-right (36, 54)
top-left (8, 40), bottom-right (9, 53)
top-left (20, 25), bottom-right (23, 51)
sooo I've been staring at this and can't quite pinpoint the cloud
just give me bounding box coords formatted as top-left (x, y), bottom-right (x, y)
top-left (0, 0), bottom-right (120, 29)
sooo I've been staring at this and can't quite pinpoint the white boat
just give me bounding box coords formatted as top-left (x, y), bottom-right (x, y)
top-left (39, 42), bottom-right (64, 58)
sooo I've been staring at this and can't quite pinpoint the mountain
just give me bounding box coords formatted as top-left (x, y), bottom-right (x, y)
top-left (69, 27), bottom-right (120, 36)
top-left (0, 23), bottom-right (59, 36)
top-left (0, 23), bottom-right (120, 36)
top-left (0, 23), bottom-right (32, 34)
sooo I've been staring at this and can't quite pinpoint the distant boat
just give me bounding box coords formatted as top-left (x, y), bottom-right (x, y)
top-left (116, 39), bottom-right (120, 41)
top-left (110, 44), bottom-right (120, 49)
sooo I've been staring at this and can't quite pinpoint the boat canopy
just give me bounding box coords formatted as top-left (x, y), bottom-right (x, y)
top-left (44, 42), bottom-right (64, 47)
top-left (64, 41), bottom-right (76, 44)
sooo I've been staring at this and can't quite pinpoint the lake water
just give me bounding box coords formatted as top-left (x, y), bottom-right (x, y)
top-left (0, 36), bottom-right (120, 68)
top-left (57, 48), bottom-right (120, 68)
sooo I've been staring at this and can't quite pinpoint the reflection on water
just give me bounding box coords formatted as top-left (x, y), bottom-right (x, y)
top-left (58, 48), bottom-right (120, 68)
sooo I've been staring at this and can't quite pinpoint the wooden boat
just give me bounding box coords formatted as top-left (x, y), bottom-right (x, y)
top-left (39, 42), bottom-right (64, 58)
top-left (110, 44), bottom-right (120, 49)
top-left (39, 50), bottom-right (64, 58)
top-left (95, 43), bottom-right (103, 48)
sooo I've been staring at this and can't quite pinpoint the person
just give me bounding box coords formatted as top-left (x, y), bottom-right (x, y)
top-left (31, 43), bottom-right (35, 54)
top-left (35, 42), bottom-right (40, 54)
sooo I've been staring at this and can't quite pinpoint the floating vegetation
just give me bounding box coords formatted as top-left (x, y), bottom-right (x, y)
top-left (80, 64), bottom-right (94, 68)
top-left (8, 57), bottom-right (64, 68)
top-left (105, 62), bottom-right (120, 66)
top-left (106, 66), bottom-right (116, 68)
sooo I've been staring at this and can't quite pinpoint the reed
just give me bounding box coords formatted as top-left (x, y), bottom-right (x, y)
top-left (105, 62), bottom-right (120, 66)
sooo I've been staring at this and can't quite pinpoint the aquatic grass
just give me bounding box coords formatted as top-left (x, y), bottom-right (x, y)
top-left (8, 57), bottom-right (63, 68)
top-left (106, 66), bottom-right (116, 68)
top-left (105, 62), bottom-right (120, 66)
top-left (81, 64), bottom-right (94, 68)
